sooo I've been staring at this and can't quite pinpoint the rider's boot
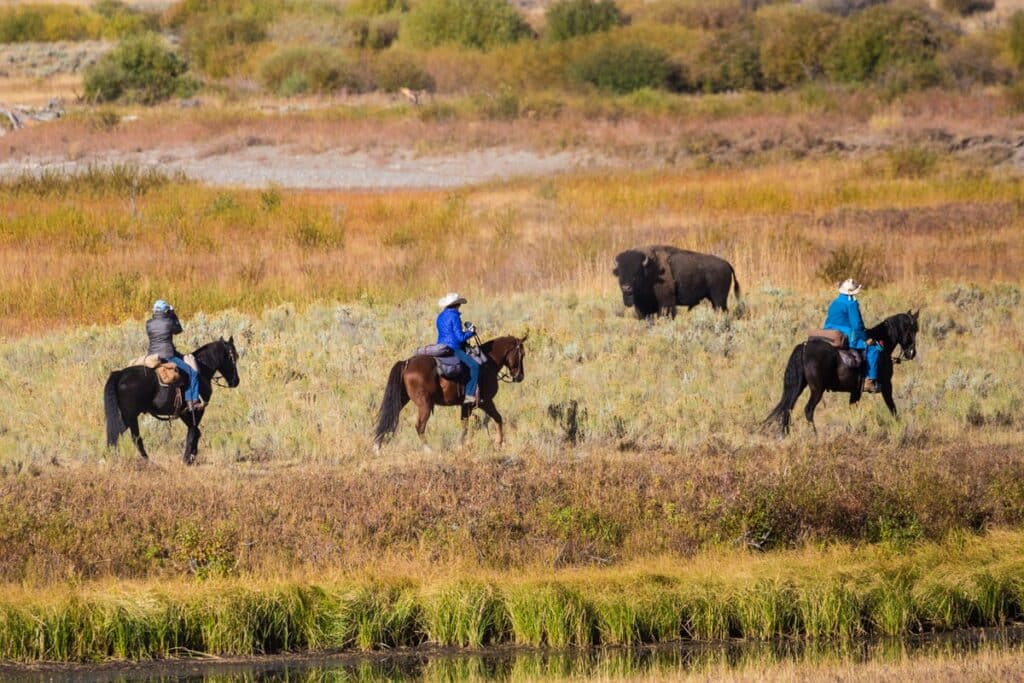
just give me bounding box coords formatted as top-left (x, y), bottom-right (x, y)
top-left (862, 378), bottom-right (880, 394)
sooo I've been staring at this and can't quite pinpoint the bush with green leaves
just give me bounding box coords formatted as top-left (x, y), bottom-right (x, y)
top-left (1010, 11), bottom-right (1024, 72)
top-left (938, 0), bottom-right (993, 17)
top-left (83, 35), bottom-right (195, 105)
top-left (0, 4), bottom-right (104, 42)
top-left (371, 50), bottom-right (436, 92)
top-left (181, 14), bottom-right (267, 78)
top-left (402, 0), bottom-right (532, 50)
top-left (259, 46), bottom-right (365, 96)
top-left (545, 0), bottom-right (624, 42)
top-left (692, 23), bottom-right (762, 92)
top-left (347, 0), bottom-right (409, 16)
top-left (755, 5), bottom-right (840, 89)
top-left (824, 4), bottom-right (951, 86)
top-left (569, 42), bottom-right (676, 94)
top-left (940, 34), bottom-right (1009, 89)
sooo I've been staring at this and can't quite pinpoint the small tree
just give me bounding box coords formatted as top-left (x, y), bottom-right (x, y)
top-left (570, 42), bottom-right (674, 94)
top-left (402, 0), bottom-right (532, 50)
top-left (83, 35), bottom-right (194, 104)
top-left (545, 0), bottom-right (623, 42)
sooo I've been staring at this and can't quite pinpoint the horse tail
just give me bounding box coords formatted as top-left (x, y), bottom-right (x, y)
top-left (373, 361), bottom-right (408, 447)
top-left (764, 344), bottom-right (806, 433)
top-left (104, 371), bottom-right (125, 446)
top-left (730, 264), bottom-right (741, 300)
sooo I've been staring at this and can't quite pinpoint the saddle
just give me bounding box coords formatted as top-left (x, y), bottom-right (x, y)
top-left (129, 354), bottom-right (198, 387)
top-left (805, 331), bottom-right (862, 370)
top-left (413, 344), bottom-right (487, 381)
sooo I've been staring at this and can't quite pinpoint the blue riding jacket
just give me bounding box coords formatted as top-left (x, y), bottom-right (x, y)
top-left (436, 308), bottom-right (474, 350)
top-left (823, 294), bottom-right (868, 349)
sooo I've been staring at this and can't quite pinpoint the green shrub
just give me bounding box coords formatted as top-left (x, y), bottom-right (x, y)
top-left (259, 46), bottom-right (365, 95)
top-left (347, 0), bottom-right (409, 16)
top-left (569, 41), bottom-right (676, 93)
top-left (371, 50), bottom-right (436, 92)
top-left (938, 0), bottom-right (993, 16)
top-left (693, 23), bottom-right (762, 92)
top-left (1006, 81), bottom-right (1024, 115)
top-left (83, 35), bottom-right (194, 105)
top-left (402, 0), bottom-right (532, 50)
top-left (755, 5), bottom-right (840, 89)
top-left (0, 4), bottom-right (105, 42)
top-left (824, 4), bottom-right (951, 86)
top-left (181, 14), bottom-right (266, 78)
top-left (940, 34), bottom-right (1009, 89)
top-left (1010, 11), bottom-right (1024, 72)
top-left (545, 0), bottom-right (624, 42)
top-left (635, 0), bottom-right (749, 30)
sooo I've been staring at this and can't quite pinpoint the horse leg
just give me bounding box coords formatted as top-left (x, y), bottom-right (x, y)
top-left (414, 398), bottom-right (433, 452)
top-left (125, 413), bottom-right (148, 459)
top-left (804, 387), bottom-right (824, 434)
top-left (881, 382), bottom-right (898, 417)
top-left (479, 400), bottom-right (504, 448)
top-left (460, 403), bottom-right (472, 447)
top-left (180, 411), bottom-right (202, 465)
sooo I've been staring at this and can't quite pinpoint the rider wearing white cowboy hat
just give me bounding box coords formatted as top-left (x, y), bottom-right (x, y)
top-left (823, 279), bottom-right (882, 393)
top-left (435, 292), bottom-right (480, 404)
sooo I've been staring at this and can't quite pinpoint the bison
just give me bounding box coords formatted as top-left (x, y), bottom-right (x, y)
top-left (612, 245), bottom-right (740, 318)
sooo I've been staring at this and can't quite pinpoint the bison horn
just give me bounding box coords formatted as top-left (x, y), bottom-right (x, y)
top-left (642, 255), bottom-right (650, 266)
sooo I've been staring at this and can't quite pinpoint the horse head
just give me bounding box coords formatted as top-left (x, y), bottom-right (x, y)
top-left (195, 336), bottom-right (241, 387)
top-left (889, 310), bottom-right (919, 361)
top-left (486, 334), bottom-right (527, 383)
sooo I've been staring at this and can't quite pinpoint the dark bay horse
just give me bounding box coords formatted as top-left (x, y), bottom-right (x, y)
top-left (373, 335), bottom-right (527, 450)
top-left (104, 337), bottom-right (240, 463)
top-left (765, 311), bottom-right (919, 435)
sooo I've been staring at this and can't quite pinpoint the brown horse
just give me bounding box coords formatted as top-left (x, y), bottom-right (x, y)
top-left (373, 335), bottom-right (527, 450)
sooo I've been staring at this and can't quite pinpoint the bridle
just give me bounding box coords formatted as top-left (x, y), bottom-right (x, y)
top-left (210, 341), bottom-right (239, 387)
top-left (496, 339), bottom-right (524, 383)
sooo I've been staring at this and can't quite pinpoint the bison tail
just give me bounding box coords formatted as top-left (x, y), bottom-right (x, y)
top-left (731, 265), bottom-right (741, 300)
top-left (763, 344), bottom-right (805, 435)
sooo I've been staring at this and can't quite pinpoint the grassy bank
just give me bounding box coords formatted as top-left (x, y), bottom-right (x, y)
top-left (0, 160), bottom-right (1021, 334)
top-left (2, 531), bottom-right (1024, 662)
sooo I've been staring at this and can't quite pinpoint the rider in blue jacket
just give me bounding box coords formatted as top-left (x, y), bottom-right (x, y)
top-left (823, 279), bottom-right (881, 393)
top-left (436, 292), bottom-right (480, 404)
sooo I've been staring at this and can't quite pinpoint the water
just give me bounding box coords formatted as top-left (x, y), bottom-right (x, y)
top-left (5, 627), bottom-right (1024, 682)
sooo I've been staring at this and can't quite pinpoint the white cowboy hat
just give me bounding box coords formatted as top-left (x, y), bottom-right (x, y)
top-left (838, 279), bottom-right (863, 296)
top-left (437, 292), bottom-right (467, 309)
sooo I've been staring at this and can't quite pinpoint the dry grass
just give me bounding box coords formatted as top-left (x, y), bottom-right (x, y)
top-left (0, 159), bottom-right (1021, 335)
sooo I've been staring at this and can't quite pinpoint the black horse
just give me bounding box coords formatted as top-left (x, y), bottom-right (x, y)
top-left (104, 337), bottom-right (240, 463)
top-left (765, 311), bottom-right (919, 435)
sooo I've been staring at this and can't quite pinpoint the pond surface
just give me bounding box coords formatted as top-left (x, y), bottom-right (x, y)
top-left (5, 626), bottom-right (1024, 682)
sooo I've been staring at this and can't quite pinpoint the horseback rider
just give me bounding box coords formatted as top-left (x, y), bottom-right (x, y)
top-left (436, 292), bottom-right (480, 405)
top-left (823, 279), bottom-right (881, 393)
top-left (146, 300), bottom-right (203, 411)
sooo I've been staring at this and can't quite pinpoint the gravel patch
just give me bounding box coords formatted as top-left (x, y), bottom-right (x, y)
top-left (0, 145), bottom-right (616, 189)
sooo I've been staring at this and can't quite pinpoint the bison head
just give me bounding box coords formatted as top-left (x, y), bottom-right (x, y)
top-left (612, 250), bottom-right (657, 308)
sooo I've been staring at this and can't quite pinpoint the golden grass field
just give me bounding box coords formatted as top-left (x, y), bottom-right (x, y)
top-left (1, 90), bottom-right (1024, 669)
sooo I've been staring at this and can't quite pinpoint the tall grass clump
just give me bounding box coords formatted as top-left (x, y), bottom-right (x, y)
top-left (325, 582), bottom-right (421, 650)
top-left (0, 164), bottom-right (184, 198)
top-left (732, 579), bottom-right (801, 639)
top-left (505, 583), bottom-right (593, 647)
top-left (421, 581), bottom-right (507, 647)
top-left (796, 578), bottom-right (862, 640)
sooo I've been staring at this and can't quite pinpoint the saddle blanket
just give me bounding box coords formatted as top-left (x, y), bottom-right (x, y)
top-left (412, 344), bottom-right (487, 381)
top-left (129, 354), bottom-right (198, 387)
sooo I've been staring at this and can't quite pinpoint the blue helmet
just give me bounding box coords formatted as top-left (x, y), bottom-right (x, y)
top-left (153, 299), bottom-right (172, 314)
